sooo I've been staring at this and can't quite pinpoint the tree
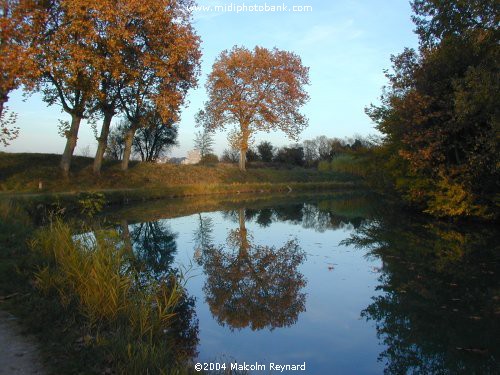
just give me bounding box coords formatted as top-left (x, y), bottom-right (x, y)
top-left (133, 112), bottom-right (178, 162)
top-left (105, 121), bottom-right (126, 161)
top-left (302, 139), bottom-right (319, 166)
top-left (199, 209), bottom-right (307, 331)
top-left (274, 145), bottom-right (305, 166)
top-left (0, 0), bottom-right (44, 147)
top-left (193, 128), bottom-right (214, 159)
top-left (198, 46), bottom-right (310, 171)
top-left (246, 147), bottom-right (259, 162)
top-left (257, 141), bottom-right (274, 162)
top-left (117, 0), bottom-right (201, 171)
top-left (0, 0), bottom-right (42, 118)
top-left (367, 0), bottom-right (499, 218)
top-left (221, 148), bottom-right (239, 163)
top-left (411, 0), bottom-right (498, 47)
top-left (33, 0), bottom-right (106, 176)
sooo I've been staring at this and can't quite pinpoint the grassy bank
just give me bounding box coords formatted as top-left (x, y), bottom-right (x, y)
top-left (0, 152), bottom-right (358, 193)
top-left (0, 202), bottom-right (203, 374)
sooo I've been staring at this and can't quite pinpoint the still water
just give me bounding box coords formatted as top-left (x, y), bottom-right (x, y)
top-left (100, 193), bottom-right (499, 374)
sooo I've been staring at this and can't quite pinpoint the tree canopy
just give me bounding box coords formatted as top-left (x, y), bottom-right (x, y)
top-left (198, 46), bottom-right (310, 171)
top-left (366, 0), bottom-right (499, 218)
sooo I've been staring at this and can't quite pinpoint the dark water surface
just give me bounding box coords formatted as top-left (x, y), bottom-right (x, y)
top-left (99, 193), bottom-right (499, 374)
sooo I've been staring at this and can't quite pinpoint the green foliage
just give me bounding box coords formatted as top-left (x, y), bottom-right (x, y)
top-left (366, 0), bottom-right (499, 219)
top-left (317, 160), bottom-right (330, 172)
top-left (257, 141), bottom-right (274, 162)
top-left (77, 192), bottom-right (106, 217)
top-left (199, 153), bottom-right (219, 165)
top-left (31, 220), bottom-right (192, 373)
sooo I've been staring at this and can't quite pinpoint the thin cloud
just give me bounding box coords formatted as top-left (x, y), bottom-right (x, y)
top-left (298, 20), bottom-right (363, 46)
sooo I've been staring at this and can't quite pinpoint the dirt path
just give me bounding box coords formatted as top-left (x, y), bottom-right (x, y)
top-left (0, 310), bottom-right (45, 375)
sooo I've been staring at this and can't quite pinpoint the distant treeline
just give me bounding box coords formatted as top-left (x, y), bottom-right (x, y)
top-left (216, 135), bottom-right (374, 168)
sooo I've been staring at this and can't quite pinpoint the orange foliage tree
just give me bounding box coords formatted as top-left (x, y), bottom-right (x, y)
top-left (116, 0), bottom-right (201, 171)
top-left (88, 0), bottom-right (200, 173)
top-left (0, 0), bottom-right (43, 145)
top-left (198, 46), bottom-right (310, 171)
top-left (33, 0), bottom-right (103, 176)
top-left (31, 0), bottom-right (200, 175)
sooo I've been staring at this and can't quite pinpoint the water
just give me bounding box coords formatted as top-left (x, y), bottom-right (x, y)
top-left (98, 193), bottom-right (499, 374)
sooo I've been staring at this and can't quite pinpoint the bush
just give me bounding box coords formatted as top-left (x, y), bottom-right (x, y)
top-left (317, 160), bottom-right (331, 172)
top-left (257, 141), bottom-right (274, 162)
top-left (274, 145), bottom-right (304, 166)
top-left (199, 153), bottom-right (219, 164)
top-left (221, 149), bottom-right (239, 163)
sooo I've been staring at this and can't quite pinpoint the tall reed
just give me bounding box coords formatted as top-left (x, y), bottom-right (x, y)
top-left (31, 220), bottom-right (189, 373)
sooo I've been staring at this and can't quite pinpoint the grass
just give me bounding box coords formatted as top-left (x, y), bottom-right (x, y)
top-left (0, 152), bottom-right (357, 193)
top-left (0, 202), bottom-right (202, 374)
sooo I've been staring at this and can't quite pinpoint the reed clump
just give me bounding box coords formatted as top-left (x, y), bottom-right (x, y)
top-left (31, 220), bottom-right (189, 373)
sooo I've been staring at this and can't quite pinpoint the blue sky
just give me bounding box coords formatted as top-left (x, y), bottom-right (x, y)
top-left (5, 0), bottom-right (418, 157)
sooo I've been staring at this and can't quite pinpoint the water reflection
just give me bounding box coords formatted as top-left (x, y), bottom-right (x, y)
top-left (118, 220), bottom-right (200, 360)
top-left (98, 193), bottom-right (498, 373)
top-left (343, 208), bottom-right (500, 374)
top-left (196, 208), bottom-right (307, 331)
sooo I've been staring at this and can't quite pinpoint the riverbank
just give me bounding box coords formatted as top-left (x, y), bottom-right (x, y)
top-left (0, 152), bottom-right (363, 215)
top-left (0, 152), bottom-right (357, 193)
top-left (0, 310), bottom-right (46, 375)
top-left (0, 202), bottom-right (204, 374)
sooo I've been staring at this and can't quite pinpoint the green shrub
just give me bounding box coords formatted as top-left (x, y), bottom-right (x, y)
top-left (317, 160), bottom-right (331, 172)
top-left (200, 153), bottom-right (219, 164)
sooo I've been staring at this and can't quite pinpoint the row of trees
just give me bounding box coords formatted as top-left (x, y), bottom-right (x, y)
top-left (214, 136), bottom-right (373, 166)
top-left (366, 0), bottom-right (499, 218)
top-left (1, 0), bottom-right (201, 175)
top-left (3, 3), bottom-right (312, 174)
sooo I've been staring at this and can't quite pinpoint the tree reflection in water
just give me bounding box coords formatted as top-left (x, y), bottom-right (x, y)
top-left (120, 220), bottom-right (200, 361)
top-left (129, 221), bottom-right (178, 280)
top-left (342, 208), bottom-right (499, 374)
top-left (197, 208), bottom-right (307, 331)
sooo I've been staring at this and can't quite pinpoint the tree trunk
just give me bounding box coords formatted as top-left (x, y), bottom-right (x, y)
top-left (60, 113), bottom-right (82, 176)
top-left (120, 220), bottom-right (133, 255)
top-left (121, 127), bottom-right (136, 171)
top-left (93, 111), bottom-right (113, 175)
top-left (239, 148), bottom-right (247, 171)
top-left (238, 208), bottom-right (250, 256)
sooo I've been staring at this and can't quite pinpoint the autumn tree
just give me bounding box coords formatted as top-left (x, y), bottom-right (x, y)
top-left (367, 0), bottom-right (499, 218)
top-left (117, 0), bottom-right (201, 171)
top-left (91, 0), bottom-right (196, 173)
top-left (32, 0), bottom-right (106, 176)
top-left (86, 0), bottom-right (126, 175)
top-left (198, 46), bottom-right (310, 171)
top-left (1, 1), bottom-right (44, 145)
top-left (199, 209), bottom-right (307, 331)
